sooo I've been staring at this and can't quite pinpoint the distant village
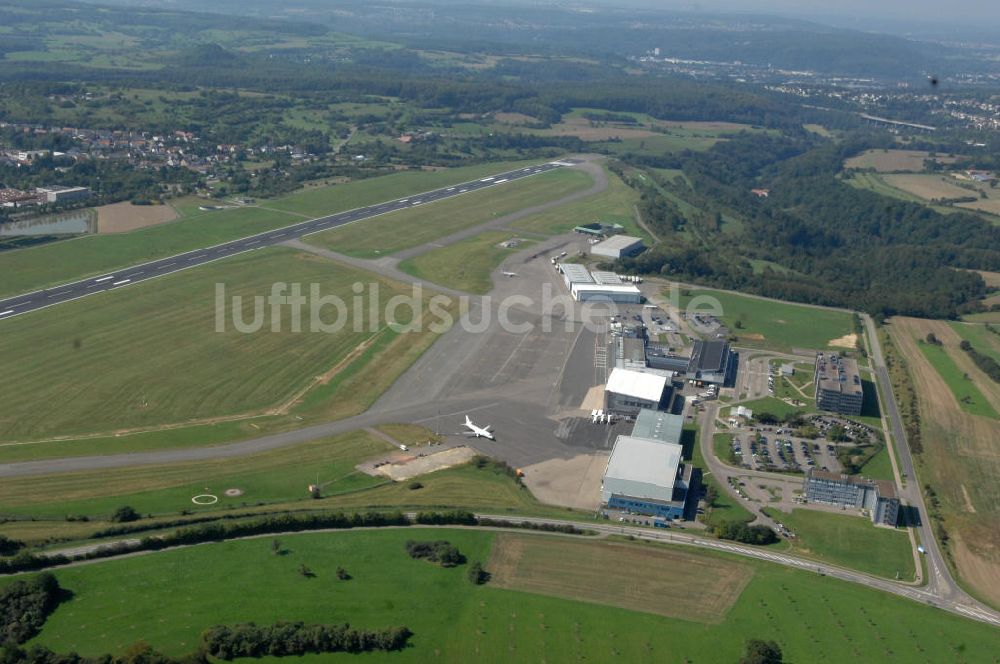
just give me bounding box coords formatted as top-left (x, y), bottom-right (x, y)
top-left (0, 120), bottom-right (321, 210)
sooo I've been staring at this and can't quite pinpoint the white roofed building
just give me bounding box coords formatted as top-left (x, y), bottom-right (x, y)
top-left (605, 367), bottom-right (669, 414)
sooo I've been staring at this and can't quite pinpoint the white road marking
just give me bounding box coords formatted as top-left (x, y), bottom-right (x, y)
top-left (111, 279), bottom-right (131, 286)
top-left (0, 310), bottom-right (13, 317)
top-left (94, 275), bottom-right (114, 283)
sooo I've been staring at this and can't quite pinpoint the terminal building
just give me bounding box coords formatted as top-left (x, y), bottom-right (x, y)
top-left (590, 235), bottom-right (646, 260)
top-left (688, 340), bottom-right (735, 385)
top-left (644, 339), bottom-right (735, 386)
top-left (601, 410), bottom-right (691, 519)
top-left (814, 353), bottom-right (864, 416)
top-left (804, 469), bottom-right (899, 526)
top-left (604, 367), bottom-right (671, 414)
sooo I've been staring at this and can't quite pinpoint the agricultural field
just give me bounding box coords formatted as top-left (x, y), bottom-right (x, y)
top-left (487, 533), bottom-right (752, 621)
top-left (0, 160), bottom-right (546, 298)
top-left (844, 149), bottom-right (957, 172)
top-left (11, 528), bottom-right (1000, 662)
top-left (882, 173), bottom-right (982, 201)
top-left (916, 340), bottom-right (999, 420)
top-left (511, 165), bottom-right (649, 240)
top-left (888, 316), bottom-right (1000, 608)
top-left (764, 508), bottom-right (915, 580)
top-left (678, 288), bottom-right (856, 353)
top-left (303, 167), bottom-right (592, 257)
top-left (0, 247), bottom-right (444, 442)
top-left (95, 201), bottom-right (179, 233)
top-left (398, 231), bottom-right (535, 294)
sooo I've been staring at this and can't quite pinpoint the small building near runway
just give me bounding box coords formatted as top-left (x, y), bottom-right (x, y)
top-left (591, 235), bottom-right (646, 259)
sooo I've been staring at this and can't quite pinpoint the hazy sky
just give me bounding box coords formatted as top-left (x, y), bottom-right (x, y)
top-left (615, 0), bottom-right (1000, 29)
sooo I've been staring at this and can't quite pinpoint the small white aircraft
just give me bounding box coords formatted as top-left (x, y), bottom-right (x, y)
top-left (462, 415), bottom-right (495, 440)
top-left (501, 271), bottom-right (517, 277)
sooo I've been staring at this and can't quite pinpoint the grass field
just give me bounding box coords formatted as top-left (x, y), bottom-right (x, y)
top-left (0, 161), bottom-right (547, 298)
top-left (740, 396), bottom-right (809, 420)
top-left (0, 443), bottom-right (565, 541)
top-left (764, 508), bottom-right (915, 580)
top-left (849, 172), bottom-right (1000, 223)
top-left (304, 168), bottom-right (592, 258)
top-left (844, 149), bottom-right (956, 172)
top-left (0, 430), bottom-right (392, 519)
top-left (487, 533), bottom-right (752, 622)
top-left (917, 341), bottom-right (999, 419)
top-left (950, 322), bottom-right (1000, 363)
top-left (0, 247), bottom-right (440, 442)
top-left (678, 288), bottom-right (856, 352)
top-left (510, 165), bottom-right (649, 241)
top-left (265, 159), bottom-right (543, 219)
top-left (13, 528), bottom-right (1000, 662)
top-left (398, 231), bottom-right (535, 294)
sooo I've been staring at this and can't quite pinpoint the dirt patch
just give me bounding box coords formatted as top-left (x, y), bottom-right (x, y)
top-left (951, 531), bottom-right (1000, 608)
top-left (829, 333), bottom-right (858, 349)
top-left (486, 533), bottom-right (753, 622)
top-left (521, 452), bottom-right (609, 511)
top-left (224, 488), bottom-right (244, 497)
top-left (579, 385), bottom-right (605, 412)
top-left (375, 445), bottom-right (477, 481)
top-left (960, 485), bottom-right (977, 513)
top-left (739, 333), bottom-right (766, 341)
top-left (96, 201), bottom-right (178, 233)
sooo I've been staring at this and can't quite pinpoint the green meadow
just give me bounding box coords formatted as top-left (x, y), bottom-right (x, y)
top-left (8, 529), bottom-right (999, 663)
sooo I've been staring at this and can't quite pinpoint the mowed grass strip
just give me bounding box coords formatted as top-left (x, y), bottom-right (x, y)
top-left (398, 231), bottom-right (535, 294)
top-left (950, 322), bottom-right (1000, 363)
top-left (679, 289), bottom-right (855, 352)
top-left (8, 529), bottom-right (1000, 662)
top-left (765, 509), bottom-right (915, 580)
top-left (917, 341), bottom-right (999, 419)
top-left (305, 167), bottom-right (593, 258)
top-left (0, 430), bottom-right (393, 518)
top-left (511, 165), bottom-right (646, 239)
top-left (487, 533), bottom-right (752, 623)
top-left (0, 247), bottom-right (429, 441)
top-left (265, 159), bottom-right (542, 218)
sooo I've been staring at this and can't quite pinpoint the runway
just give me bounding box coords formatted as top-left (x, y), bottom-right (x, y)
top-left (0, 160), bottom-right (574, 322)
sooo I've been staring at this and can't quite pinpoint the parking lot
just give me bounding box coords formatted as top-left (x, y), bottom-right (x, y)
top-left (728, 426), bottom-right (843, 474)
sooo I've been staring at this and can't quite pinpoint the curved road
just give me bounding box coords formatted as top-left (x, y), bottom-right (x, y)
top-left (30, 512), bottom-right (1000, 628)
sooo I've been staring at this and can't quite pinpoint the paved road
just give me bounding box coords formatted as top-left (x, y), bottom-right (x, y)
top-left (0, 160), bottom-right (573, 321)
top-left (860, 314), bottom-right (959, 603)
top-left (31, 513), bottom-right (1000, 628)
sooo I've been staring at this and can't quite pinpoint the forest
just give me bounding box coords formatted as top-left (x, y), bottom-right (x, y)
top-left (617, 132), bottom-right (999, 319)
